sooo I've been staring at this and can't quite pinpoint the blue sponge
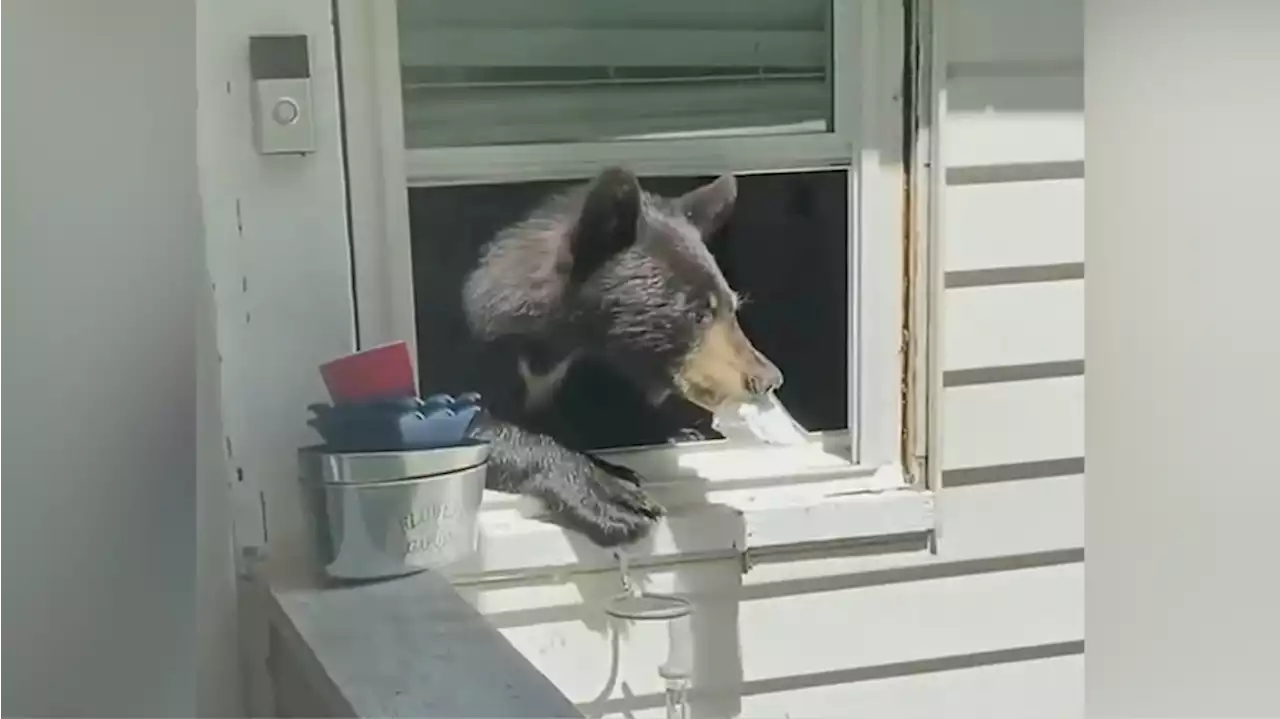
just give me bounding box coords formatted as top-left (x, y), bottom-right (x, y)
top-left (307, 392), bottom-right (484, 453)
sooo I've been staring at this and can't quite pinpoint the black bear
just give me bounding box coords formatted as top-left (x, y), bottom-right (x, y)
top-left (456, 167), bottom-right (784, 547)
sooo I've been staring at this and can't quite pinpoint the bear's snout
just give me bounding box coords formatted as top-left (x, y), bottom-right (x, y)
top-left (675, 316), bottom-right (785, 410)
top-left (744, 357), bottom-right (784, 396)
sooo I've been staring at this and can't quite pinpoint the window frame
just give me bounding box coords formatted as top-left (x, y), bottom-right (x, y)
top-left (202, 0), bottom-right (937, 577)
top-left (338, 0), bottom-right (908, 476)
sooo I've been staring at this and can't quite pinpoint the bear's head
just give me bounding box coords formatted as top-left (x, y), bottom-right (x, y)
top-left (463, 166), bottom-right (783, 413)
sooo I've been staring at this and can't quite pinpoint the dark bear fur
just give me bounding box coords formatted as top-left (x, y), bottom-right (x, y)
top-left (456, 167), bottom-right (784, 547)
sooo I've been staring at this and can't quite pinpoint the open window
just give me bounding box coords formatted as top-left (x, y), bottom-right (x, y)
top-left (337, 0), bottom-right (923, 488)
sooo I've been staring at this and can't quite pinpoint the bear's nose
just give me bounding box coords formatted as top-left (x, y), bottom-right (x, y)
top-left (745, 361), bottom-right (784, 396)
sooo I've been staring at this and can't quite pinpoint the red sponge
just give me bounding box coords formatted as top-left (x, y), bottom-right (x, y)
top-left (318, 341), bottom-right (417, 405)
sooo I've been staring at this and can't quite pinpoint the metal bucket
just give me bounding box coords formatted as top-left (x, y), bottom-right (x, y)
top-left (298, 440), bottom-right (490, 581)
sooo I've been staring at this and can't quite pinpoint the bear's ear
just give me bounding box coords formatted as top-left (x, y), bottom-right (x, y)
top-left (678, 173), bottom-right (738, 239)
top-left (568, 166), bottom-right (643, 283)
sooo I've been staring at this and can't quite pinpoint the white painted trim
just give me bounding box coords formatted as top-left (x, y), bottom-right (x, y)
top-left (199, 0), bottom-right (359, 563)
top-left (854, 0), bottom-right (908, 469)
top-left (198, 3), bottom-right (359, 715)
top-left (336, 0), bottom-right (418, 356)
top-left (838, 0), bottom-right (867, 455)
top-left (404, 135), bottom-right (853, 187)
top-left (443, 475), bottom-right (933, 583)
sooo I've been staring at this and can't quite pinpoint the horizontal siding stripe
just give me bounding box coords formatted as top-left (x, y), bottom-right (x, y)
top-left (946, 263), bottom-right (1085, 288)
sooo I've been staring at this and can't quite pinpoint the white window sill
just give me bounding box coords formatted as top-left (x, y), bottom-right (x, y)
top-left (443, 442), bottom-right (937, 583)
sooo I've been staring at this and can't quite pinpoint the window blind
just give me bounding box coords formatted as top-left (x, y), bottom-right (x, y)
top-left (397, 0), bottom-right (834, 148)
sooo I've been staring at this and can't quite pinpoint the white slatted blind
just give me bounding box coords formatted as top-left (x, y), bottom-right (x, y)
top-left (396, 0), bottom-right (833, 148)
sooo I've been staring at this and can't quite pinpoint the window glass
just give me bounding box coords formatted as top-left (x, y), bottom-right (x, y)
top-left (397, 0), bottom-right (834, 147)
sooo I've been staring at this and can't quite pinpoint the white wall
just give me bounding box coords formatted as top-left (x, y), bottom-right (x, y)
top-left (1, 1), bottom-right (240, 715)
top-left (1085, 2), bottom-right (1280, 713)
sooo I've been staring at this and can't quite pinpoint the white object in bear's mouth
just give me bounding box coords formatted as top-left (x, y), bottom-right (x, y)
top-left (712, 392), bottom-right (809, 446)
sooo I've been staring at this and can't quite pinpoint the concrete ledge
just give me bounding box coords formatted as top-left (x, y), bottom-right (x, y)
top-left (261, 568), bottom-right (583, 718)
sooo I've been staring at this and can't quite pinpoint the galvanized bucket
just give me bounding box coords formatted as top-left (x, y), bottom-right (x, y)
top-left (298, 440), bottom-right (489, 581)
